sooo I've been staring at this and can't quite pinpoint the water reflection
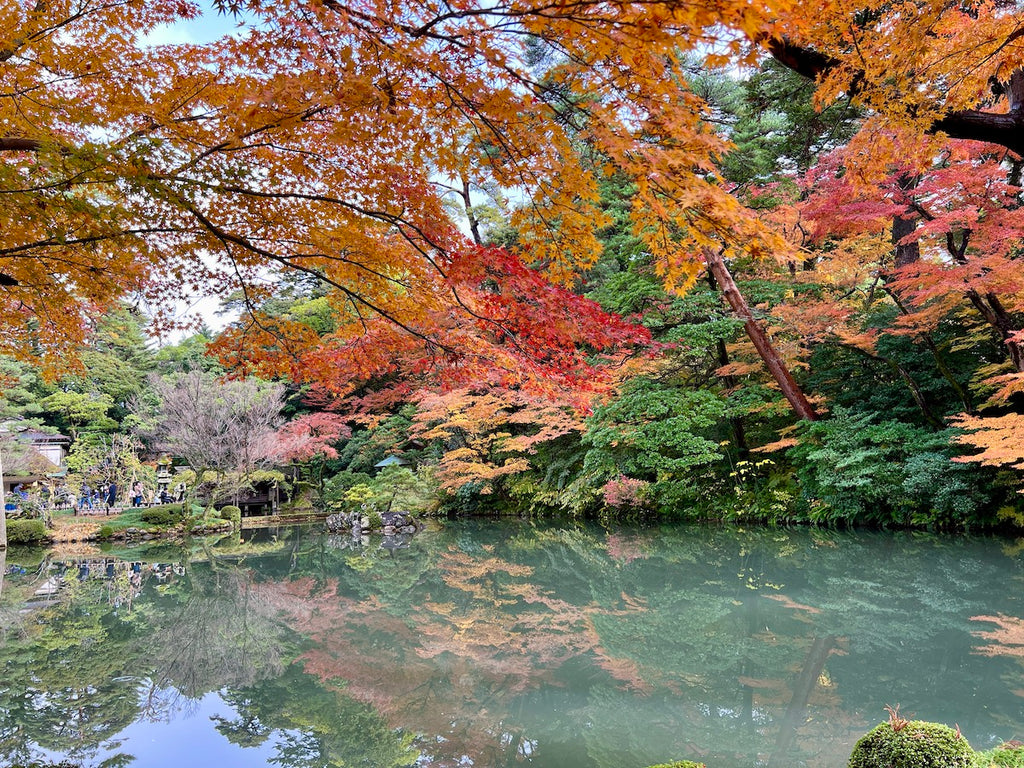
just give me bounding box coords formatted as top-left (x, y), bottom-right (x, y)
top-left (2, 522), bottom-right (1024, 768)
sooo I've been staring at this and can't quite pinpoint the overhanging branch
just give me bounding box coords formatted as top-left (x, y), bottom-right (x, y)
top-left (0, 138), bottom-right (42, 152)
top-left (762, 34), bottom-right (1024, 155)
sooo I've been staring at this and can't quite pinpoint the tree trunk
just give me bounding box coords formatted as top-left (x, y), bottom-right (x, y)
top-left (704, 248), bottom-right (819, 421)
top-left (705, 270), bottom-right (752, 456)
top-left (892, 174), bottom-right (921, 268)
top-left (460, 172), bottom-right (483, 246)
top-left (837, 342), bottom-right (944, 428)
top-left (0, 445), bottom-right (6, 550)
top-left (767, 635), bottom-right (838, 768)
top-left (886, 283), bottom-right (975, 412)
top-left (765, 37), bottom-right (1024, 156)
top-left (983, 292), bottom-right (1024, 372)
top-left (1008, 69), bottom-right (1024, 114)
top-left (716, 338), bottom-right (751, 459)
top-left (963, 289), bottom-right (1024, 372)
top-left (883, 188), bottom-right (978, 410)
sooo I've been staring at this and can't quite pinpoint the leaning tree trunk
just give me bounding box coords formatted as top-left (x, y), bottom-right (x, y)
top-left (704, 248), bottom-right (819, 421)
top-left (0, 445), bottom-right (6, 550)
top-left (767, 635), bottom-right (838, 768)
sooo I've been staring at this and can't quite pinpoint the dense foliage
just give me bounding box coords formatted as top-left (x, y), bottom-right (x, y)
top-left (3, 0), bottom-right (1024, 530)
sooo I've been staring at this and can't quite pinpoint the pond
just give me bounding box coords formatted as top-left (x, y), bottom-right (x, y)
top-left (2, 520), bottom-right (1024, 768)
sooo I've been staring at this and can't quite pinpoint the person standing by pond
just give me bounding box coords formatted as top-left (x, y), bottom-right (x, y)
top-left (78, 482), bottom-right (93, 514)
top-left (105, 481), bottom-right (118, 515)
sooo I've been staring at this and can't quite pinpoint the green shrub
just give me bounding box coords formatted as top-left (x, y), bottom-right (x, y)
top-left (787, 410), bottom-right (993, 527)
top-left (848, 721), bottom-right (974, 768)
top-left (976, 744), bottom-right (1024, 767)
top-left (583, 381), bottom-right (727, 517)
top-left (322, 471), bottom-right (374, 510)
top-left (140, 505), bottom-right (184, 526)
top-left (644, 762), bottom-right (706, 768)
top-left (6, 519), bottom-right (48, 544)
top-left (97, 525), bottom-right (114, 540)
top-left (218, 505), bottom-right (242, 529)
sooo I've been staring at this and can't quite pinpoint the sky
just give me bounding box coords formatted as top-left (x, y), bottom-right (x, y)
top-left (140, 6), bottom-right (249, 344)
top-left (142, 5), bottom-right (249, 47)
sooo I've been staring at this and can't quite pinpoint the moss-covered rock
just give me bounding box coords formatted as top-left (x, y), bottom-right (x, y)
top-left (849, 721), bottom-right (974, 768)
top-left (976, 743), bottom-right (1024, 767)
top-left (188, 519), bottom-right (232, 535)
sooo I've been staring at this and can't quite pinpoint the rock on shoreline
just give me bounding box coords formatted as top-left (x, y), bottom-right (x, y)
top-left (325, 510), bottom-right (419, 536)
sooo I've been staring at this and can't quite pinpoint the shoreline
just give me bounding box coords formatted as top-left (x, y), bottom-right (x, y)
top-left (17, 507), bottom-right (332, 546)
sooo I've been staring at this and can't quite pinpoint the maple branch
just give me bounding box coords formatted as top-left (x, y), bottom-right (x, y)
top-left (0, 227), bottom-right (179, 257)
top-left (279, 248), bottom-right (415, 291)
top-left (173, 104), bottom-right (331, 173)
top-left (155, 175), bottom-right (440, 246)
top-left (931, 110), bottom-right (1024, 155)
top-left (0, 137), bottom-right (41, 152)
top-left (181, 201), bottom-right (462, 357)
top-left (761, 35), bottom-right (1024, 154)
top-left (760, 36), bottom-right (845, 85)
top-left (151, 170), bottom-right (457, 290)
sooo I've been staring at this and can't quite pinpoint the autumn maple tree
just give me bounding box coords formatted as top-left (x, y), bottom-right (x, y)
top-left (4, 0), bottom-right (1024, 482)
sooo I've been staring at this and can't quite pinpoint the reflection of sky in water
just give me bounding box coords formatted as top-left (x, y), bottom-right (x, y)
top-left (101, 691), bottom-right (285, 768)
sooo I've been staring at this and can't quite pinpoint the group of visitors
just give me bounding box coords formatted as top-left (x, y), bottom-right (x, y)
top-left (5, 476), bottom-right (190, 518)
top-left (77, 479), bottom-right (185, 512)
top-left (75, 480), bottom-right (120, 514)
top-left (6, 479), bottom-right (186, 515)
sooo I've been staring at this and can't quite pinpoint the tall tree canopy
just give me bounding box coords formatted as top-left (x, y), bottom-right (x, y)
top-left (2, 0), bottom-right (1023, 391)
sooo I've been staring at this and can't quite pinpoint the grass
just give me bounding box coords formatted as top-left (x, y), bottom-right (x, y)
top-left (46, 504), bottom-right (190, 544)
top-left (95, 507), bottom-right (153, 531)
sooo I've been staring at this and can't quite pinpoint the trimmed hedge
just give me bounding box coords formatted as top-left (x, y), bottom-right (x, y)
top-left (6, 519), bottom-right (49, 544)
top-left (218, 505), bottom-right (242, 529)
top-left (643, 722), bottom-right (1024, 768)
top-left (140, 504), bottom-right (184, 526)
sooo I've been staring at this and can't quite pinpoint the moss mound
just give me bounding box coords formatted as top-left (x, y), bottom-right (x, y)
top-left (849, 721), bottom-right (975, 768)
top-left (976, 743), bottom-right (1024, 767)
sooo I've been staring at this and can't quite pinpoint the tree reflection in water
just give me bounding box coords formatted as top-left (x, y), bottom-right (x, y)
top-left (1, 522), bottom-right (1024, 768)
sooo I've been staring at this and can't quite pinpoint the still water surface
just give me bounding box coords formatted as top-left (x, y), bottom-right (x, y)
top-left (2, 520), bottom-right (1024, 768)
